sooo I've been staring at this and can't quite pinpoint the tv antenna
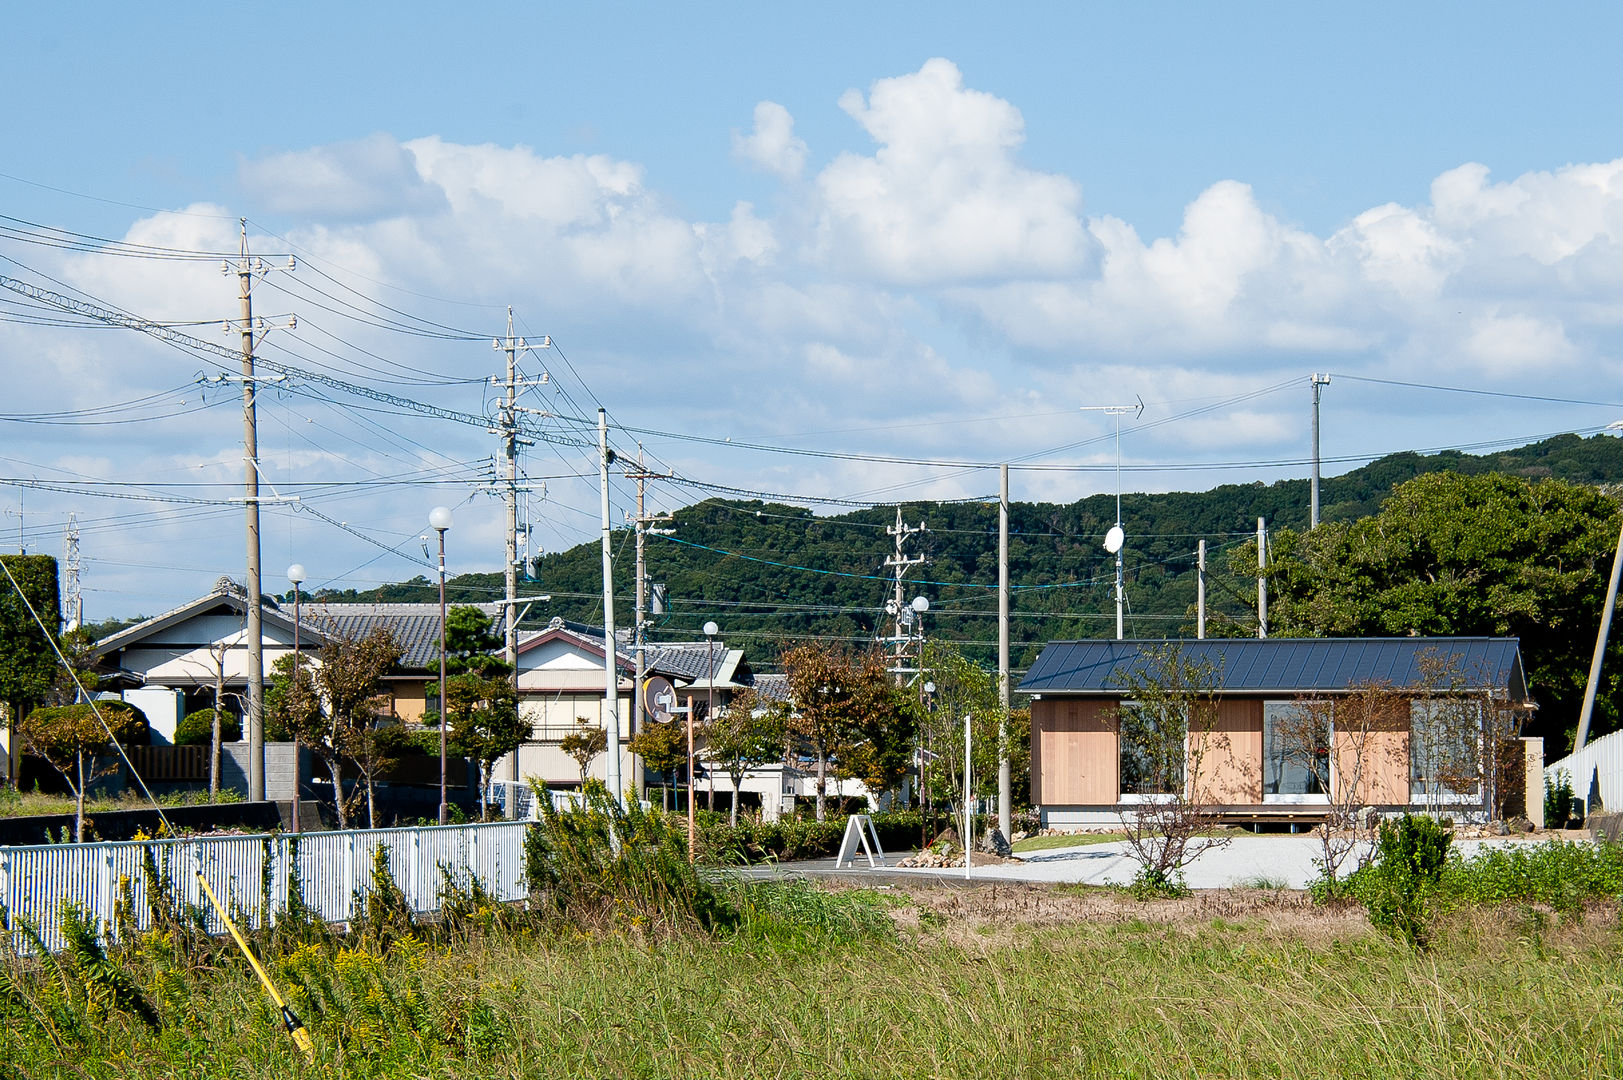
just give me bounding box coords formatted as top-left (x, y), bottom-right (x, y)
top-left (1081, 398), bottom-right (1144, 639)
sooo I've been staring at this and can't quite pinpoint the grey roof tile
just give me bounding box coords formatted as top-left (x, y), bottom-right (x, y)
top-left (1018, 637), bottom-right (1528, 699)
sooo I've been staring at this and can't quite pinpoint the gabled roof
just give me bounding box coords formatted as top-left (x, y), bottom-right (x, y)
top-left (305, 603), bottom-right (502, 671)
top-left (1018, 637), bottom-right (1529, 700)
top-left (516, 618), bottom-right (750, 687)
top-left (93, 587), bottom-right (321, 659)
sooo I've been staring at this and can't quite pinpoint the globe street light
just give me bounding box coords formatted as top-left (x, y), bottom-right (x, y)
top-left (287, 563), bottom-right (306, 835)
top-left (429, 506), bottom-right (453, 824)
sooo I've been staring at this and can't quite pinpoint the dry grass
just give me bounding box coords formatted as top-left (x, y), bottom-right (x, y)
top-left (1, 879), bottom-right (1619, 1078)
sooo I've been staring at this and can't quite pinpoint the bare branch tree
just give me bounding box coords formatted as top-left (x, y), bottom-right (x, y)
top-left (1109, 644), bottom-right (1233, 893)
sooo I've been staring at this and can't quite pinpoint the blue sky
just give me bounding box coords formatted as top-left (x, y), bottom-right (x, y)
top-left (3, 3), bottom-right (1623, 617)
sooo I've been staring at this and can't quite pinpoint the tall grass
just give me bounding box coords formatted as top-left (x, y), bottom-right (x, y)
top-left (0, 897), bottom-right (1617, 1077)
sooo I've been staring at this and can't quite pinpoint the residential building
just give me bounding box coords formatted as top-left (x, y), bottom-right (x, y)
top-left (1020, 637), bottom-right (1541, 828)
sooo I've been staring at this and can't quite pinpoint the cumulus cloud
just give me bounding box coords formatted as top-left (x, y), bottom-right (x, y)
top-left (813, 58), bottom-right (1091, 284)
top-left (20, 61), bottom-right (1623, 618)
top-left (733, 102), bottom-right (807, 179)
top-left (239, 133), bottom-right (448, 220)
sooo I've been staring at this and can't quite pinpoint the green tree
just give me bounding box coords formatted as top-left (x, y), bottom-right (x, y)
top-left (704, 687), bottom-right (787, 825)
top-left (559, 718), bottom-right (608, 786)
top-left (0, 555), bottom-right (61, 783)
top-left (266, 626), bottom-right (402, 829)
top-left (446, 673), bottom-right (527, 816)
top-left (429, 606), bottom-right (526, 817)
top-left (1247, 471), bottom-right (1622, 752)
top-left (628, 719), bottom-right (686, 811)
top-left (781, 644), bottom-right (914, 820)
top-left (918, 642), bottom-right (1004, 814)
top-left (19, 700), bottom-right (148, 841)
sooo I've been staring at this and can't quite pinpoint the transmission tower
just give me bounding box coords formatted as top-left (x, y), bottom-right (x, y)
top-left (883, 508), bottom-right (928, 684)
top-left (62, 513), bottom-right (81, 631)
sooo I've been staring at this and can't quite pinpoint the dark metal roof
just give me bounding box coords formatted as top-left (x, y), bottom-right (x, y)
top-left (1018, 638), bottom-right (1528, 699)
top-left (306, 603), bottom-right (501, 671)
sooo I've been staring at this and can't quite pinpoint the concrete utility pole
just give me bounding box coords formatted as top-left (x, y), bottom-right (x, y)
top-left (492, 310), bottom-right (544, 802)
top-left (598, 409), bottom-right (623, 802)
top-left (1575, 515), bottom-right (1623, 752)
top-left (1311, 374), bottom-right (1331, 529)
top-left (627, 449), bottom-right (673, 803)
top-left (997, 464), bottom-right (1011, 837)
top-left (884, 509), bottom-right (927, 684)
top-left (1256, 517), bottom-right (1268, 639)
top-left (1197, 539), bottom-right (1207, 640)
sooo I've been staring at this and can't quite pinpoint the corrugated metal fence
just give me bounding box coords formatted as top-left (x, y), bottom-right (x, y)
top-left (1545, 728), bottom-right (1623, 814)
top-left (0, 821), bottom-right (531, 953)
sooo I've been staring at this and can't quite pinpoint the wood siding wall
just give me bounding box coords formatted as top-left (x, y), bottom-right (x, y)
top-left (1190, 699), bottom-right (1263, 805)
top-left (1031, 698), bottom-right (1117, 805)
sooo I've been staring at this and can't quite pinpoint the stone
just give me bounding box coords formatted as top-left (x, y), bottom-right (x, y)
top-left (980, 827), bottom-right (1013, 857)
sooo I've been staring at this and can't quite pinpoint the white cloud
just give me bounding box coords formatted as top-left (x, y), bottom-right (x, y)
top-left (733, 102), bottom-right (807, 180)
top-left (813, 58), bottom-right (1090, 284)
top-left (239, 134), bottom-right (448, 220)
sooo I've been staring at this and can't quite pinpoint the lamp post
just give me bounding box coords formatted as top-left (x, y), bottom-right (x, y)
top-left (430, 506), bottom-right (453, 825)
top-left (287, 563), bottom-right (306, 835)
top-left (691, 620), bottom-right (718, 862)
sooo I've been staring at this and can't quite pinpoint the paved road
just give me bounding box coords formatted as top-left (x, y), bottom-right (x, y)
top-left (742, 833), bottom-right (1569, 890)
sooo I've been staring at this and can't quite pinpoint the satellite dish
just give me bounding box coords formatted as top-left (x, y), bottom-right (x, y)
top-left (1103, 525), bottom-right (1125, 554)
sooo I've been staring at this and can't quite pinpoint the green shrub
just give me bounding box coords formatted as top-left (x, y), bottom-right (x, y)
top-left (1441, 839), bottom-right (1623, 914)
top-left (173, 708), bottom-right (240, 746)
top-left (693, 809), bottom-right (954, 865)
top-left (523, 781), bottom-right (738, 935)
top-left (1351, 814), bottom-right (1453, 948)
top-left (1544, 770), bottom-right (1576, 829)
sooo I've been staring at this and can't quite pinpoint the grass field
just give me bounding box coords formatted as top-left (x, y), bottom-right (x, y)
top-left (1011, 830), bottom-right (1127, 853)
top-left (3, 880), bottom-right (1619, 1079)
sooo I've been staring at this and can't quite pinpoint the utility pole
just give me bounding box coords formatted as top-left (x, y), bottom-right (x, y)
top-left (1311, 374), bottom-right (1331, 529)
top-left (1196, 539), bottom-right (1207, 640)
top-left (492, 310), bottom-right (545, 803)
top-left (62, 513), bottom-right (81, 632)
top-left (997, 464), bottom-right (1011, 837)
top-left (598, 409), bottom-right (623, 802)
top-left (884, 509), bottom-right (927, 684)
top-left (227, 221), bottom-right (293, 803)
top-left (1257, 518), bottom-right (1268, 639)
top-left (1575, 515), bottom-right (1623, 751)
top-left (627, 449), bottom-right (673, 803)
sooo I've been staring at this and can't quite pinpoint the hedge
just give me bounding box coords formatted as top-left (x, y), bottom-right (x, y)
top-left (692, 810), bottom-right (957, 864)
top-left (174, 708), bottom-right (241, 746)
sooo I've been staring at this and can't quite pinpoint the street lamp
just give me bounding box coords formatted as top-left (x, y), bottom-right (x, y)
top-left (429, 506), bottom-right (453, 824)
top-left (691, 620), bottom-right (718, 862)
top-left (287, 563), bottom-right (306, 835)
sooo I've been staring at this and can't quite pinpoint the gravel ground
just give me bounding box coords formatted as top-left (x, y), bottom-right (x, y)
top-left (760, 831), bottom-right (1576, 890)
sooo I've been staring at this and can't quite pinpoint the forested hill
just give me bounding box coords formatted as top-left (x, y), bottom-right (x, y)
top-left (324, 433), bottom-right (1623, 672)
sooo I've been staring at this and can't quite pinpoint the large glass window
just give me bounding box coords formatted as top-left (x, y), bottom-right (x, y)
top-left (1119, 703), bottom-right (1185, 796)
top-left (1410, 698), bottom-right (1481, 800)
top-left (1263, 702), bottom-right (1328, 798)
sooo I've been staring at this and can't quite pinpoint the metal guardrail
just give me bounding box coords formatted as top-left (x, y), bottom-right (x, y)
top-left (1546, 728), bottom-right (1623, 814)
top-left (0, 820), bottom-right (531, 953)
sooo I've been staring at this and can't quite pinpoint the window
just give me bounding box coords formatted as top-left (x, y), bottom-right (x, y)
top-left (1263, 702), bottom-right (1328, 799)
top-left (1118, 703), bottom-right (1185, 796)
top-left (1410, 698), bottom-right (1481, 801)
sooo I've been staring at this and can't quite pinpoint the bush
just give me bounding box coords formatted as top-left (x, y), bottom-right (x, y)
top-left (1346, 814), bottom-right (1452, 948)
top-left (173, 708), bottom-right (240, 746)
top-left (1544, 770), bottom-right (1576, 829)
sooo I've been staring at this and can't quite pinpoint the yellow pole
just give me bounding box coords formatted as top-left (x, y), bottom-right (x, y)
top-left (195, 872), bottom-right (315, 1061)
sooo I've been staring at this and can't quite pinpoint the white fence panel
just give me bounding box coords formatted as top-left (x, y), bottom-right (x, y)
top-left (1546, 728), bottom-right (1623, 814)
top-left (0, 821), bottom-right (531, 953)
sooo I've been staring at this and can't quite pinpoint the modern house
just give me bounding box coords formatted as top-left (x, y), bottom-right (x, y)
top-left (1020, 637), bottom-right (1542, 828)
